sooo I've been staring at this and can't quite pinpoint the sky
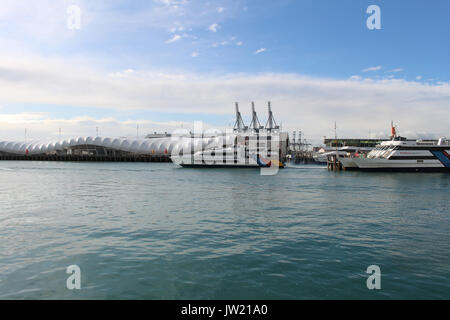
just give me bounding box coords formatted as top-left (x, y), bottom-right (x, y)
top-left (0, 0), bottom-right (449, 144)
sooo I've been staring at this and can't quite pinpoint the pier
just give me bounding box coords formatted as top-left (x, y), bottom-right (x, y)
top-left (0, 153), bottom-right (171, 162)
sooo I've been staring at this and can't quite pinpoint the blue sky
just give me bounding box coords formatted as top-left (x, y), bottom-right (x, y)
top-left (0, 0), bottom-right (449, 142)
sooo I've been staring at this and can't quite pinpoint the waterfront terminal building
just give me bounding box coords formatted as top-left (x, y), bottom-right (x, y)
top-left (0, 135), bottom-right (219, 162)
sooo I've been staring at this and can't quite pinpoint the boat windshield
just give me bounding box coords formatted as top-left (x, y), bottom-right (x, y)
top-left (368, 144), bottom-right (397, 158)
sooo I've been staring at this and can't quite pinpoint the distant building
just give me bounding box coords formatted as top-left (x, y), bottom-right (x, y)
top-left (145, 132), bottom-right (171, 139)
top-left (323, 138), bottom-right (388, 148)
top-left (323, 138), bottom-right (439, 148)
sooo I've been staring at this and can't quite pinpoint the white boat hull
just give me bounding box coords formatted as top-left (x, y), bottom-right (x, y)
top-left (171, 151), bottom-right (284, 168)
top-left (351, 157), bottom-right (449, 172)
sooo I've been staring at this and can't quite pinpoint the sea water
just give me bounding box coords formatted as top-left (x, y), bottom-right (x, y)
top-left (0, 161), bottom-right (449, 299)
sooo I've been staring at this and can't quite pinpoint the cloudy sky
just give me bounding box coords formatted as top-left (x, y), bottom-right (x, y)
top-left (0, 0), bottom-right (449, 144)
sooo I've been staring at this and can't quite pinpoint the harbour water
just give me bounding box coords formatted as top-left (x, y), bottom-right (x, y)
top-left (0, 161), bottom-right (449, 299)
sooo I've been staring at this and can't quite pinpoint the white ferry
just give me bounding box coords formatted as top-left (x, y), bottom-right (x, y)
top-left (171, 102), bottom-right (286, 169)
top-left (335, 123), bottom-right (450, 172)
top-left (349, 137), bottom-right (450, 172)
top-left (171, 137), bottom-right (284, 168)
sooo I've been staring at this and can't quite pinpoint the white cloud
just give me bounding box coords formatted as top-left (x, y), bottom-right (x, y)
top-left (0, 55), bottom-right (449, 143)
top-left (169, 25), bottom-right (184, 33)
top-left (191, 51), bottom-right (199, 57)
top-left (255, 48), bottom-right (266, 54)
top-left (416, 75), bottom-right (422, 80)
top-left (362, 66), bottom-right (382, 72)
top-left (155, 0), bottom-right (188, 7)
top-left (388, 68), bottom-right (403, 73)
top-left (217, 7), bottom-right (225, 13)
top-left (210, 36), bottom-right (241, 48)
top-left (0, 113), bottom-right (195, 140)
top-left (208, 23), bottom-right (219, 32)
top-left (0, 1), bottom-right (86, 42)
top-left (165, 34), bottom-right (182, 43)
top-left (0, 0), bottom-right (243, 47)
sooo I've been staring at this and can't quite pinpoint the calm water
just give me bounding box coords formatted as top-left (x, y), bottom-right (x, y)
top-left (0, 161), bottom-right (449, 299)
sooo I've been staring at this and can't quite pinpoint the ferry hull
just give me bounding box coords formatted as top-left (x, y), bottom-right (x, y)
top-left (172, 152), bottom-right (284, 169)
top-left (177, 161), bottom-right (284, 169)
top-left (357, 167), bottom-right (450, 172)
top-left (350, 156), bottom-right (449, 172)
top-left (179, 164), bottom-right (260, 168)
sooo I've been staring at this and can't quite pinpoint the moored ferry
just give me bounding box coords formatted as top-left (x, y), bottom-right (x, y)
top-left (350, 137), bottom-right (450, 172)
top-left (171, 102), bottom-right (287, 169)
top-left (171, 138), bottom-right (284, 168)
top-left (335, 123), bottom-right (450, 172)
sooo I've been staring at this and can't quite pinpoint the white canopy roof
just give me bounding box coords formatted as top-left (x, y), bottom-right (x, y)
top-left (0, 135), bottom-right (234, 156)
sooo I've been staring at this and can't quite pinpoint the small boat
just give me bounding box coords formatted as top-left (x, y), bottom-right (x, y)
top-left (313, 146), bottom-right (373, 164)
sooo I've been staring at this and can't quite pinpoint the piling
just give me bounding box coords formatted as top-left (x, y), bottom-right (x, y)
top-left (327, 155), bottom-right (343, 171)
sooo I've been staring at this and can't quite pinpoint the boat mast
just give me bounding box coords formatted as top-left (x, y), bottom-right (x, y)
top-left (335, 121), bottom-right (339, 160)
